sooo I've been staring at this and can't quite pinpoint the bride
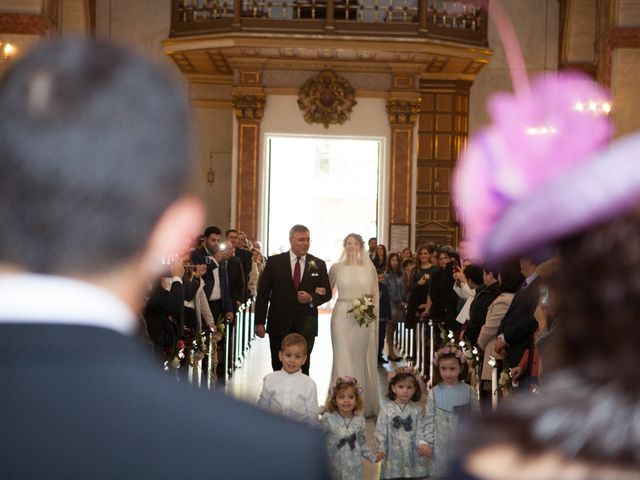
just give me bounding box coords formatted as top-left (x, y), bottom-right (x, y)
top-left (329, 233), bottom-right (380, 416)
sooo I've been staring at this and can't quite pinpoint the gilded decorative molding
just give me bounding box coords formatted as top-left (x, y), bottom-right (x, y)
top-left (232, 94), bottom-right (266, 120)
top-left (297, 70), bottom-right (357, 128)
top-left (386, 99), bottom-right (421, 126)
top-left (0, 13), bottom-right (52, 35)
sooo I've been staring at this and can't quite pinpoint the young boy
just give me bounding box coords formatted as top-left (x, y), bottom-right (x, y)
top-left (257, 333), bottom-right (319, 424)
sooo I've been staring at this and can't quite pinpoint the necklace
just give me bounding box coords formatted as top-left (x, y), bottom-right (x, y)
top-left (395, 401), bottom-right (409, 413)
top-left (340, 413), bottom-right (354, 430)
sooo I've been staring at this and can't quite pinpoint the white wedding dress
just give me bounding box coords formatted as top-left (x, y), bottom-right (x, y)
top-left (329, 263), bottom-right (380, 416)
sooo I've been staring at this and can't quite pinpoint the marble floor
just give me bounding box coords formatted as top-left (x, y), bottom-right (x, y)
top-left (226, 311), bottom-right (409, 480)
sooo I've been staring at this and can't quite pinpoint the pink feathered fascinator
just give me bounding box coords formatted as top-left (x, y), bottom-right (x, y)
top-left (453, 71), bottom-right (620, 263)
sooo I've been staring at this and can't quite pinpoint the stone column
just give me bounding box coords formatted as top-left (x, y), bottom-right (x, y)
top-left (232, 73), bottom-right (265, 241)
top-left (386, 92), bottom-right (420, 236)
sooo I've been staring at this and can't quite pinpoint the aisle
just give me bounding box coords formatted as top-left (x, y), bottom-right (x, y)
top-left (226, 311), bottom-right (407, 480)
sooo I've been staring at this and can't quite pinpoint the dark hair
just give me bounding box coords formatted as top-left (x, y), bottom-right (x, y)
top-left (281, 332), bottom-right (307, 354)
top-left (432, 350), bottom-right (468, 386)
top-left (225, 229), bottom-right (238, 237)
top-left (204, 226), bottom-right (222, 238)
top-left (402, 258), bottom-right (415, 269)
top-left (376, 244), bottom-right (387, 260)
top-left (463, 264), bottom-right (484, 286)
top-left (386, 253), bottom-right (402, 276)
top-left (0, 38), bottom-right (190, 274)
top-left (498, 261), bottom-right (525, 293)
top-left (387, 372), bottom-right (422, 402)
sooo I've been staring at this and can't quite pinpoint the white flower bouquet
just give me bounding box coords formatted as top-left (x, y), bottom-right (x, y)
top-left (347, 294), bottom-right (376, 327)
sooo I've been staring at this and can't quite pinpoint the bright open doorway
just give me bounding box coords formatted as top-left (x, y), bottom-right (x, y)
top-left (263, 135), bottom-right (383, 263)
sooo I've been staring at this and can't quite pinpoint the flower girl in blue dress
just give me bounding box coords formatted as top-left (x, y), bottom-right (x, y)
top-left (320, 376), bottom-right (379, 480)
top-left (375, 367), bottom-right (429, 479)
top-left (419, 345), bottom-right (480, 478)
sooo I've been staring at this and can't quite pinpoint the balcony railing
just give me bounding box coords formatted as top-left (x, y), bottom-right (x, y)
top-left (170, 0), bottom-right (488, 46)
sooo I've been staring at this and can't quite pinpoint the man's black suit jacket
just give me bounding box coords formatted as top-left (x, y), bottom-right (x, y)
top-left (255, 252), bottom-right (331, 338)
top-left (497, 276), bottom-right (540, 368)
top-left (0, 323), bottom-right (330, 479)
top-left (225, 255), bottom-right (246, 307)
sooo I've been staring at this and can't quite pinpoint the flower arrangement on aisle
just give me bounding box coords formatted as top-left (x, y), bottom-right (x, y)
top-left (347, 294), bottom-right (376, 327)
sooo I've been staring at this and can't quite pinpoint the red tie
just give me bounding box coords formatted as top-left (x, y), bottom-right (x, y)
top-left (293, 257), bottom-right (301, 290)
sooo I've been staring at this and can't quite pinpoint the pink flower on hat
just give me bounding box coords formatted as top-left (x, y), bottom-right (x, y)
top-left (454, 72), bottom-right (612, 261)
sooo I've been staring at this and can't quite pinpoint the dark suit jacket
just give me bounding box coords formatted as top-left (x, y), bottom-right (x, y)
top-left (255, 252), bottom-right (331, 338)
top-left (0, 324), bottom-right (330, 480)
top-left (465, 281), bottom-right (502, 347)
top-left (143, 279), bottom-right (184, 346)
top-left (191, 247), bottom-right (233, 313)
top-left (225, 255), bottom-right (246, 307)
top-left (233, 248), bottom-right (252, 291)
top-left (497, 276), bottom-right (540, 368)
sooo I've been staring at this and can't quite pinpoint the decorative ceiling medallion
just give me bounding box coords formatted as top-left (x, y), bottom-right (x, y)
top-left (297, 70), bottom-right (357, 129)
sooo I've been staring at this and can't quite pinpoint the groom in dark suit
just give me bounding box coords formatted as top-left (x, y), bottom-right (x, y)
top-left (255, 225), bottom-right (332, 374)
top-left (0, 38), bottom-right (329, 479)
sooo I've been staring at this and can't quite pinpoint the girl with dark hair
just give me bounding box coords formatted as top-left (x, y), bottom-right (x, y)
top-left (373, 244), bottom-right (387, 274)
top-left (383, 253), bottom-right (404, 361)
top-left (420, 345), bottom-right (479, 478)
top-left (375, 367), bottom-right (428, 479)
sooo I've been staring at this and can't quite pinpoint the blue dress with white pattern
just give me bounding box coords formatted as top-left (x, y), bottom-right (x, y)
top-left (320, 411), bottom-right (376, 480)
top-left (375, 400), bottom-right (429, 479)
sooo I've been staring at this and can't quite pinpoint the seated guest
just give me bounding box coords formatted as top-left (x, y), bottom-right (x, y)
top-left (0, 37), bottom-right (329, 479)
top-left (258, 333), bottom-right (319, 424)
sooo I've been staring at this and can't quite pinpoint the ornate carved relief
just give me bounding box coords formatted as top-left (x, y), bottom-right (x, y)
top-left (386, 98), bottom-right (421, 126)
top-left (297, 70), bottom-right (357, 128)
top-left (232, 94), bottom-right (266, 120)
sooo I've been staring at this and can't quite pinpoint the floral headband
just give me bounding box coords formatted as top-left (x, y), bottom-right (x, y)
top-left (329, 376), bottom-right (363, 397)
top-left (387, 366), bottom-right (417, 382)
top-left (433, 345), bottom-right (466, 366)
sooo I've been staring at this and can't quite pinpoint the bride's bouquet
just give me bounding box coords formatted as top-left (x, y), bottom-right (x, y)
top-left (347, 294), bottom-right (376, 328)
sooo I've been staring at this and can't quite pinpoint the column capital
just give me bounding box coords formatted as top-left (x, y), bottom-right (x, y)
top-left (231, 93), bottom-right (266, 121)
top-left (386, 98), bottom-right (421, 126)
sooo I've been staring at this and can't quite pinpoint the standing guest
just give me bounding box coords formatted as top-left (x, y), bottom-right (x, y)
top-left (320, 376), bottom-right (380, 480)
top-left (143, 262), bottom-right (185, 363)
top-left (192, 242), bottom-right (233, 322)
top-left (494, 254), bottom-right (549, 390)
top-left (247, 247), bottom-right (266, 298)
top-left (368, 237), bottom-right (378, 260)
top-left (0, 37), bottom-right (329, 480)
top-left (257, 334), bottom-right (319, 424)
top-left (226, 229), bottom-right (251, 297)
top-left (220, 240), bottom-right (246, 310)
top-left (383, 253), bottom-right (404, 361)
top-left (476, 261), bottom-right (523, 400)
top-left (377, 274), bottom-right (391, 364)
top-left (406, 245), bottom-right (437, 330)
top-left (465, 266), bottom-right (502, 347)
top-left (373, 244), bottom-right (388, 274)
top-left (237, 230), bottom-right (250, 250)
top-left (255, 224), bottom-right (331, 374)
top-left (428, 248), bottom-right (460, 335)
top-left (400, 247), bottom-right (413, 262)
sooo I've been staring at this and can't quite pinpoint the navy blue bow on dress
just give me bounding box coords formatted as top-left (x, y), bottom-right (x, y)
top-left (337, 433), bottom-right (357, 450)
top-left (392, 415), bottom-right (413, 431)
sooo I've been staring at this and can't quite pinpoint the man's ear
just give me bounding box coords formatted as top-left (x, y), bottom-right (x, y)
top-left (142, 196), bottom-right (205, 276)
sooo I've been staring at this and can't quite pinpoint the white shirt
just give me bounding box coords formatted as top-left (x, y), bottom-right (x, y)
top-left (0, 273), bottom-right (136, 334)
top-left (209, 258), bottom-right (221, 301)
top-left (289, 251), bottom-right (306, 281)
top-left (257, 369), bottom-right (319, 424)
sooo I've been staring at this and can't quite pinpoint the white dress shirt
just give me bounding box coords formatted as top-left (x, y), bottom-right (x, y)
top-left (257, 369), bottom-right (319, 424)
